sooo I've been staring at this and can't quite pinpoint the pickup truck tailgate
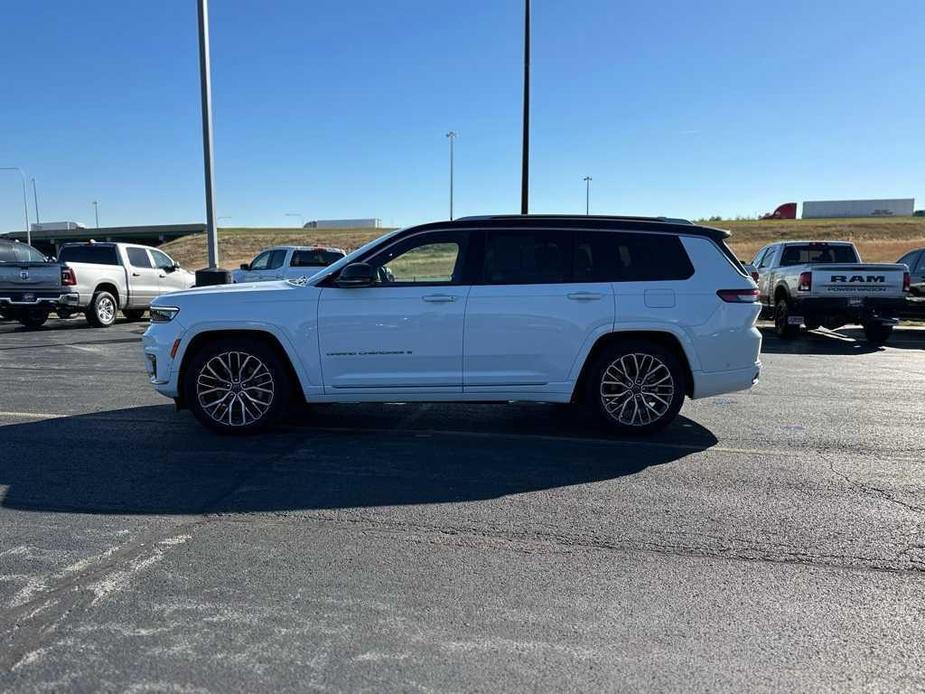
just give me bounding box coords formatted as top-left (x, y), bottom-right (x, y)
top-left (810, 264), bottom-right (907, 298)
top-left (0, 262), bottom-right (62, 291)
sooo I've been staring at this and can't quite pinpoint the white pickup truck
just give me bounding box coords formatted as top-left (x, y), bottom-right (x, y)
top-left (57, 242), bottom-right (195, 327)
top-left (748, 241), bottom-right (910, 343)
top-left (232, 245), bottom-right (346, 283)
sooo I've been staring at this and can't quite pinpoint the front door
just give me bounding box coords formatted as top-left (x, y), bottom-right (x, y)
top-left (150, 248), bottom-right (189, 293)
top-left (318, 230), bottom-right (471, 392)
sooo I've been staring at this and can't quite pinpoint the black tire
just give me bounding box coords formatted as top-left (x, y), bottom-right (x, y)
top-left (123, 309), bottom-right (146, 322)
top-left (774, 298), bottom-right (800, 339)
top-left (183, 337), bottom-right (290, 434)
top-left (86, 290), bottom-right (117, 328)
top-left (18, 310), bottom-right (49, 329)
top-left (863, 322), bottom-right (893, 345)
top-left (585, 339), bottom-right (686, 435)
top-left (56, 309), bottom-right (75, 320)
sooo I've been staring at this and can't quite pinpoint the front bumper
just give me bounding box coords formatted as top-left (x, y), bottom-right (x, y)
top-left (142, 321), bottom-right (185, 396)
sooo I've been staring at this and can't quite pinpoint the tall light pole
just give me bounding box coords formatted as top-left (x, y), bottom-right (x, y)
top-left (31, 178), bottom-right (40, 225)
top-left (583, 176), bottom-right (592, 215)
top-left (285, 212), bottom-right (304, 227)
top-left (0, 167), bottom-right (30, 245)
top-left (520, 0), bottom-right (530, 215)
top-left (92, 200), bottom-right (99, 228)
top-left (446, 131), bottom-right (457, 220)
top-left (198, 0), bottom-right (220, 270)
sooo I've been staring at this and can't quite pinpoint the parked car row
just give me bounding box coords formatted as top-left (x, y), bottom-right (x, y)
top-left (0, 239), bottom-right (195, 328)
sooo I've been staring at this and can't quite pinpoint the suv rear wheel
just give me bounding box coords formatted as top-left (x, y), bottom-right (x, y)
top-left (184, 337), bottom-right (290, 434)
top-left (587, 339), bottom-right (686, 434)
top-left (86, 290), bottom-right (117, 328)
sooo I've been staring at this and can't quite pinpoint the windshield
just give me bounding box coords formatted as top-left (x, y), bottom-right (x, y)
top-left (306, 227), bottom-right (406, 283)
top-left (780, 244), bottom-right (859, 266)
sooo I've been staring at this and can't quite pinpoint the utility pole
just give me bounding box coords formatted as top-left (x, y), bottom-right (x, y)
top-left (31, 178), bottom-right (40, 225)
top-left (583, 176), bottom-right (592, 215)
top-left (198, 0), bottom-right (220, 270)
top-left (446, 131), bottom-right (457, 220)
top-left (0, 167), bottom-right (30, 245)
top-left (93, 200), bottom-right (99, 228)
top-left (520, 0), bottom-right (530, 215)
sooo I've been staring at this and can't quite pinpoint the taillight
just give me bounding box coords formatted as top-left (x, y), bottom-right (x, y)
top-left (798, 271), bottom-right (812, 291)
top-left (717, 288), bottom-right (759, 303)
top-left (61, 266), bottom-right (77, 286)
top-left (903, 271), bottom-right (911, 292)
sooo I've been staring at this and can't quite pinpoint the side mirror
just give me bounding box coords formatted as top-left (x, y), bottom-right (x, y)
top-left (336, 262), bottom-right (375, 287)
top-left (239, 263), bottom-right (250, 271)
top-left (164, 264), bottom-right (178, 274)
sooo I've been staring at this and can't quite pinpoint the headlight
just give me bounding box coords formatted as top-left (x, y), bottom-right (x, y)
top-left (149, 306), bottom-right (180, 323)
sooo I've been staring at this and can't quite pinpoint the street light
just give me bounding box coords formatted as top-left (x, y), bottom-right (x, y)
top-left (31, 178), bottom-right (40, 225)
top-left (446, 131), bottom-right (457, 220)
top-left (284, 213), bottom-right (304, 228)
top-left (197, 0), bottom-right (220, 270)
top-left (92, 200), bottom-right (100, 228)
top-left (520, 0), bottom-right (530, 214)
top-left (0, 167), bottom-right (30, 245)
top-left (583, 176), bottom-right (592, 215)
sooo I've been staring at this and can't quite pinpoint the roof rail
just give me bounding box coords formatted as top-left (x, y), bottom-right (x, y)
top-left (455, 213), bottom-right (692, 225)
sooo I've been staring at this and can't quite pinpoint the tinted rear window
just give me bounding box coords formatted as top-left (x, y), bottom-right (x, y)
top-left (291, 249), bottom-right (344, 267)
top-left (574, 232), bottom-right (694, 282)
top-left (482, 231), bottom-right (571, 284)
top-left (780, 245), bottom-right (858, 266)
top-left (58, 245), bottom-right (120, 265)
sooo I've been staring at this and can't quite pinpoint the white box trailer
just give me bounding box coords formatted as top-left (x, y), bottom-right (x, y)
top-left (30, 221), bottom-right (86, 232)
top-left (801, 199), bottom-right (914, 219)
top-left (304, 218), bottom-right (381, 229)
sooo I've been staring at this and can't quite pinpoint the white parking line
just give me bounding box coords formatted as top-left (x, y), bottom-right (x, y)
top-left (0, 411), bottom-right (66, 420)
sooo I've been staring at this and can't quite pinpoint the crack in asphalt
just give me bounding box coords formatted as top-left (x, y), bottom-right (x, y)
top-left (824, 455), bottom-right (925, 516)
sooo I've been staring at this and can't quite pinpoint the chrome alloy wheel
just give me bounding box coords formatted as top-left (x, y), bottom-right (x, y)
top-left (196, 351), bottom-right (275, 427)
top-left (97, 296), bottom-right (115, 324)
top-left (599, 352), bottom-right (674, 427)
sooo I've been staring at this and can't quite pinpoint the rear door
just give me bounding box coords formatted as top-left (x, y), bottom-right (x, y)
top-left (125, 246), bottom-right (160, 306)
top-left (463, 228), bottom-right (614, 391)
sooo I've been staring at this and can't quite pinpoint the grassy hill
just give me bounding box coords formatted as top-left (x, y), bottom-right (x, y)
top-left (162, 217), bottom-right (925, 270)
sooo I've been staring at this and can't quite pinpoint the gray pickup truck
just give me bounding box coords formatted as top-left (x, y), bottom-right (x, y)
top-left (0, 238), bottom-right (78, 328)
top-left (748, 241), bottom-right (910, 344)
top-left (57, 242), bottom-right (195, 327)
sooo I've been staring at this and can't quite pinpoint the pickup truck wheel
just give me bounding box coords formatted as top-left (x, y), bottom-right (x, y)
top-left (86, 291), bottom-right (117, 328)
top-left (56, 309), bottom-right (75, 320)
top-left (774, 299), bottom-right (800, 339)
top-left (863, 322), bottom-right (893, 345)
top-left (184, 338), bottom-right (290, 434)
top-left (18, 310), bottom-right (49, 329)
top-left (587, 339), bottom-right (686, 435)
top-left (123, 309), bottom-right (146, 322)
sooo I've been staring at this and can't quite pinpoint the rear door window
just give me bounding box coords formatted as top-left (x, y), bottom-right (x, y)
top-left (57, 245), bottom-right (120, 265)
top-left (482, 230), bottom-right (572, 284)
top-left (574, 231), bottom-right (694, 282)
top-left (291, 249), bottom-right (344, 267)
top-left (266, 249), bottom-right (287, 270)
top-left (126, 247), bottom-right (153, 268)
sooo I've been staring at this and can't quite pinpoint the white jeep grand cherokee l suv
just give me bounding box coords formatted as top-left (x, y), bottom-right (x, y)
top-left (143, 215), bottom-right (761, 435)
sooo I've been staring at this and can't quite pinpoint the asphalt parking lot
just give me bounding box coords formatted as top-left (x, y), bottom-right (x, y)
top-left (1, 317), bottom-right (924, 692)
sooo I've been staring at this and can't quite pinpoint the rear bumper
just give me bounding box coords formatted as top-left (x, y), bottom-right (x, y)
top-left (790, 296), bottom-right (906, 317)
top-left (0, 291), bottom-right (79, 308)
top-left (692, 362), bottom-right (761, 399)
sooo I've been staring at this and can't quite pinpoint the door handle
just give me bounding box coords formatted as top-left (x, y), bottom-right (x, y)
top-left (131, 272), bottom-right (140, 277)
top-left (422, 294), bottom-right (457, 303)
top-left (567, 291), bottom-right (603, 301)
top-left (158, 274), bottom-right (166, 278)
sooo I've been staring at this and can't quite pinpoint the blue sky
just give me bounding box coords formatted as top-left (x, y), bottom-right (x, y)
top-left (1, 0), bottom-right (923, 231)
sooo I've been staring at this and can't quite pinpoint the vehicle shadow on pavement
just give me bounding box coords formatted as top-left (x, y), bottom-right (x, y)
top-left (0, 317), bottom-right (145, 334)
top-left (0, 403), bottom-right (717, 515)
top-left (759, 325), bottom-right (925, 355)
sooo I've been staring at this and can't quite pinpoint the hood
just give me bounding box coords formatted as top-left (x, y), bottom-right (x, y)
top-left (153, 279), bottom-right (306, 305)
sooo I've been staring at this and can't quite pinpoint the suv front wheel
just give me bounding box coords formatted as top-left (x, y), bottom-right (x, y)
top-left (184, 337), bottom-right (290, 434)
top-left (587, 339), bottom-right (686, 434)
